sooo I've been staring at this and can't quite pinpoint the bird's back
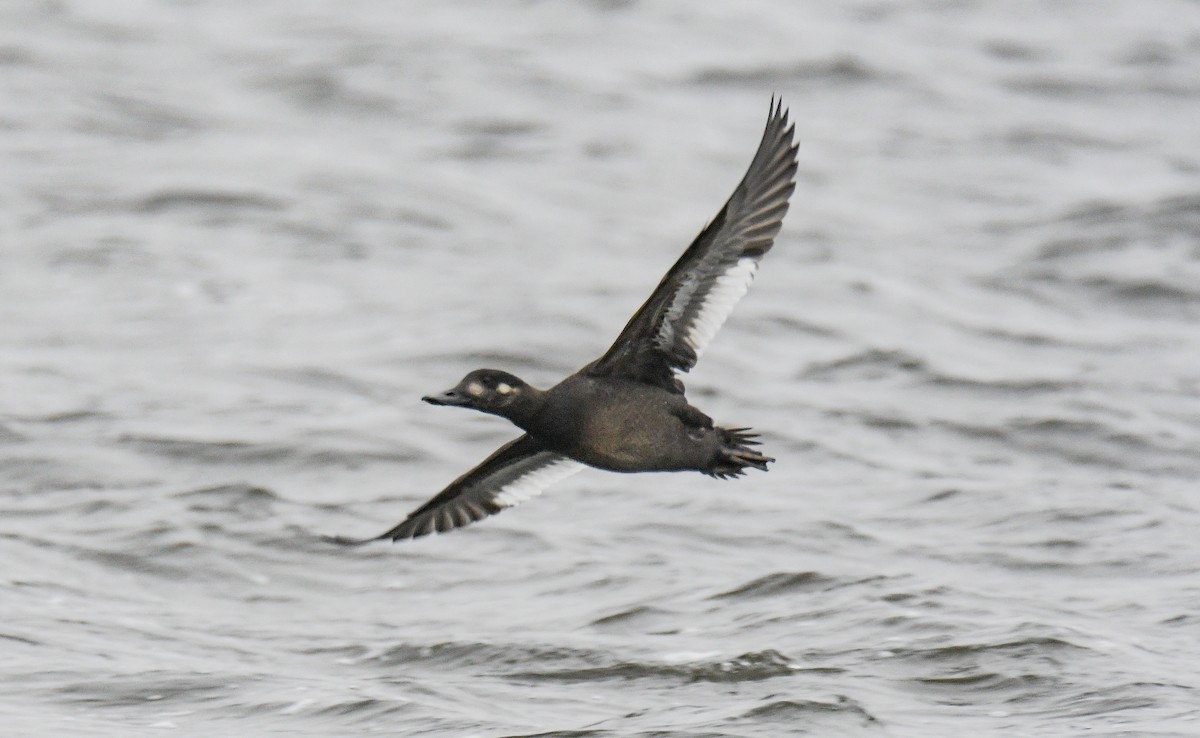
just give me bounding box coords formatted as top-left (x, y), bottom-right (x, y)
top-left (527, 373), bottom-right (713, 473)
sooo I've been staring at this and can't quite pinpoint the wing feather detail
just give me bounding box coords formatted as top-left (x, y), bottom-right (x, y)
top-left (331, 434), bottom-right (584, 543)
top-left (586, 97), bottom-right (798, 392)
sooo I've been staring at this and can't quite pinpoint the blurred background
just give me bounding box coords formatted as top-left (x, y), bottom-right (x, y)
top-left (2, 1), bottom-right (1199, 736)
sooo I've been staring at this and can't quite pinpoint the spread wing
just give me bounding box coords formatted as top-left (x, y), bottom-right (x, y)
top-left (586, 97), bottom-right (798, 393)
top-left (329, 434), bottom-right (584, 543)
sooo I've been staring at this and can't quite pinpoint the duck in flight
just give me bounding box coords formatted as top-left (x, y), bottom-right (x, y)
top-left (333, 98), bottom-right (798, 543)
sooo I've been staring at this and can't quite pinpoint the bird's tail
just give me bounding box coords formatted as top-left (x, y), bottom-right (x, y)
top-left (707, 427), bottom-right (774, 479)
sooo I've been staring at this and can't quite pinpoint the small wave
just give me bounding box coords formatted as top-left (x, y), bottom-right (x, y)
top-left (0, 422), bottom-right (24, 443)
top-left (692, 56), bottom-right (885, 87)
top-left (70, 544), bottom-right (204, 580)
top-left (509, 649), bottom-right (802, 685)
top-left (119, 435), bottom-right (294, 465)
top-left (923, 374), bottom-right (1080, 395)
top-left (1044, 683), bottom-right (1167, 719)
top-left (11, 410), bottom-right (108, 425)
top-left (362, 641), bottom-right (806, 687)
top-left (990, 126), bottom-right (1129, 159)
top-left (0, 455), bottom-right (115, 493)
top-left (740, 695), bottom-right (877, 724)
top-left (589, 605), bottom-right (671, 632)
top-left (913, 671), bottom-right (1060, 700)
top-left (984, 40), bottom-right (1049, 62)
top-left (1004, 74), bottom-right (1200, 99)
top-left (174, 483), bottom-right (281, 516)
top-left (1078, 276), bottom-right (1200, 304)
top-left (252, 67), bottom-right (397, 116)
top-left (83, 92), bottom-right (204, 140)
top-left (0, 45), bottom-right (34, 66)
top-left (1162, 613), bottom-right (1200, 627)
top-left (306, 697), bottom-right (414, 721)
top-left (939, 412), bottom-right (1195, 474)
top-left (1004, 75), bottom-right (1115, 98)
top-left (370, 641), bottom-right (608, 672)
top-left (889, 635), bottom-right (1088, 663)
top-left (1003, 193), bottom-right (1200, 315)
top-left (1004, 193), bottom-right (1200, 261)
top-left (57, 672), bottom-right (230, 708)
top-left (710, 571), bottom-right (840, 600)
top-left (799, 349), bottom-right (1070, 400)
top-left (453, 117), bottom-right (546, 160)
top-left (798, 349), bottom-right (926, 383)
top-left (261, 366), bottom-right (397, 400)
top-left (0, 631), bottom-right (42, 647)
top-left (970, 323), bottom-right (1098, 348)
top-left (1006, 416), bottom-right (1187, 469)
top-left (1149, 194), bottom-right (1200, 238)
top-left (497, 731), bottom-right (601, 738)
top-left (134, 188), bottom-right (286, 214)
top-left (755, 313), bottom-right (841, 338)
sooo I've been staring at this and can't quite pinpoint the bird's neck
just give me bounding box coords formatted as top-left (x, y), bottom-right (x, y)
top-left (498, 386), bottom-right (547, 431)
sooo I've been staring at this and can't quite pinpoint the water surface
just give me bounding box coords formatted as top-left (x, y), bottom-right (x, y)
top-left (3, 1), bottom-right (1200, 735)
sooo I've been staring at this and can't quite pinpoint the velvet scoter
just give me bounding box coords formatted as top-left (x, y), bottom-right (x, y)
top-left (336, 98), bottom-right (798, 542)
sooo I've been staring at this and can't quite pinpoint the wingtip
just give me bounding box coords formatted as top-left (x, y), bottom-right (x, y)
top-left (768, 94), bottom-right (789, 123)
top-left (763, 95), bottom-right (797, 160)
top-left (322, 524), bottom-right (418, 545)
top-left (322, 533), bottom-right (382, 547)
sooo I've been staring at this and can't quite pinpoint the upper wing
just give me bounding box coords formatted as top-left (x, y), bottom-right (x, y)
top-left (329, 434), bottom-right (584, 544)
top-left (586, 97), bottom-right (798, 392)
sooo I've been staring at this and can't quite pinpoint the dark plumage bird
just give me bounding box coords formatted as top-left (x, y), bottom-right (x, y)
top-left (334, 98), bottom-right (798, 543)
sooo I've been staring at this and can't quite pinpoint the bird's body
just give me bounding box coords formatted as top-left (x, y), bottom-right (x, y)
top-left (505, 373), bottom-right (742, 474)
top-left (334, 98), bottom-right (799, 543)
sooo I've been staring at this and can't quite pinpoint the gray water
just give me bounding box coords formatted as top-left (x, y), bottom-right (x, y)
top-left (3, 1), bottom-right (1200, 736)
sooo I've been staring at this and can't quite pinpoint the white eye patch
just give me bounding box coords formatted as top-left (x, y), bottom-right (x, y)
top-left (497, 383), bottom-right (513, 395)
top-left (467, 382), bottom-right (484, 397)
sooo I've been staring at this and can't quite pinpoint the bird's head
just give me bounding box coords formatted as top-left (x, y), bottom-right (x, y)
top-left (423, 369), bottom-right (531, 417)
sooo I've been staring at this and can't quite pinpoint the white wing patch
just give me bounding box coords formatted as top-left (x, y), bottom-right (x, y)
top-left (657, 256), bottom-right (759, 364)
top-left (491, 455), bottom-right (586, 508)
